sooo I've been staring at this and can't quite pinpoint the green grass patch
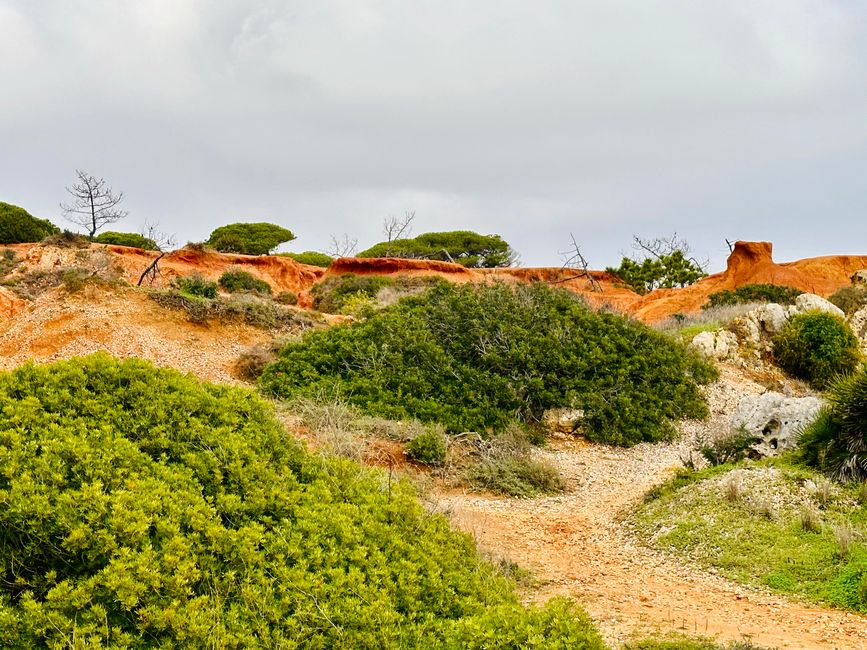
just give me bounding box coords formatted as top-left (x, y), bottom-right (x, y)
top-left (632, 457), bottom-right (867, 613)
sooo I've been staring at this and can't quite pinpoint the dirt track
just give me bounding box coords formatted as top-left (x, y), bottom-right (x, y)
top-left (438, 369), bottom-right (867, 649)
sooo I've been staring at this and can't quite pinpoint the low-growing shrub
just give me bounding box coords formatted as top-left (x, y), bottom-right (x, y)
top-left (275, 290), bottom-right (298, 305)
top-left (150, 289), bottom-right (320, 331)
top-left (406, 430), bottom-right (448, 466)
top-left (467, 427), bottom-right (564, 497)
top-left (41, 229), bottom-right (90, 248)
top-left (218, 269), bottom-right (272, 295)
top-left (0, 201), bottom-right (59, 243)
top-left (94, 230), bottom-right (158, 250)
top-left (280, 251), bottom-right (334, 267)
top-left (798, 368), bottom-right (867, 482)
top-left (698, 427), bottom-right (759, 466)
top-left (0, 355), bottom-right (606, 648)
top-left (171, 272), bottom-right (217, 298)
top-left (311, 273), bottom-right (395, 312)
top-left (235, 343), bottom-right (279, 381)
top-left (828, 285), bottom-right (867, 315)
top-left (705, 283), bottom-right (803, 309)
top-left (773, 312), bottom-right (860, 388)
top-left (262, 282), bottom-right (716, 445)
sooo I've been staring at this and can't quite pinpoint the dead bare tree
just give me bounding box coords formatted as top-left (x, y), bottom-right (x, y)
top-left (327, 233), bottom-right (358, 258)
top-left (137, 252), bottom-right (166, 287)
top-left (140, 220), bottom-right (177, 252)
top-left (553, 233), bottom-right (602, 292)
top-left (60, 170), bottom-right (128, 239)
top-left (382, 211), bottom-right (415, 247)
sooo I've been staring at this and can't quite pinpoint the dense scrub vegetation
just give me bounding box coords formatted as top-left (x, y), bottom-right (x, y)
top-left (772, 312), bottom-right (860, 388)
top-left (171, 272), bottom-right (217, 298)
top-left (310, 273), bottom-right (442, 314)
top-left (262, 282), bottom-right (716, 445)
top-left (828, 284), bottom-right (867, 315)
top-left (0, 355), bottom-right (607, 648)
top-left (606, 249), bottom-right (706, 295)
top-left (94, 231), bottom-right (158, 250)
top-left (798, 368), bottom-right (867, 482)
top-left (218, 269), bottom-right (272, 295)
top-left (633, 458), bottom-right (867, 614)
top-left (0, 201), bottom-right (59, 244)
top-left (357, 231), bottom-right (516, 268)
top-left (704, 283), bottom-right (802, 309)
top-left (280, 251), bottom-right (334, 267)
top-left (206, 222), bottom-right (295, 255)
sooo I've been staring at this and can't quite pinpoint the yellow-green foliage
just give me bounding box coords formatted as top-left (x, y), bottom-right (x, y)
top-left (773, 312), bottom-right (860, 388)
top-left (0, 355), bottom-right (605, 648)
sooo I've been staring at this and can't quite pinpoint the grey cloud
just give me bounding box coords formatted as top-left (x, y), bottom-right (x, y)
top-left (1, 0), bottom-right (865, 268)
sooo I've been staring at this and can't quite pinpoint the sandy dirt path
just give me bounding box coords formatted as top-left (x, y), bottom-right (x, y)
top-left (438, 369), bottom-right (867, 649)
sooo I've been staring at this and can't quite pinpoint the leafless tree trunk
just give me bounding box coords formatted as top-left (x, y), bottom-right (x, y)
top-left (60, 170), bottom-right (128, 239)
top-left (137, 252), bottom-right (166, 287)
top-left (382, 211), bottom-right (415, 254)
top-left (552, 233), bottom-right (602, 292)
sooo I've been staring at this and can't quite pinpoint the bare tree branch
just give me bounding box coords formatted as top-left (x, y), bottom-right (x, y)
top-left (552, 233), bottom-right (602, 292)
top-left (137, 252), bottom-right (166, 287)
top-left (632, 232), bottom-right (709, 272)
top-left (327, 233), bottom-right (358, 258)
top-left (382, 211), bottom-right (415, 250)
top-left (140, 220), bottom-right (177, 251)
top-left (60, 170), bottom-right (128, 239)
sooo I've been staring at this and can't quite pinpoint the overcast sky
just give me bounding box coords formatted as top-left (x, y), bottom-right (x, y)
top-left (1, 1), bottom-right (865, 269)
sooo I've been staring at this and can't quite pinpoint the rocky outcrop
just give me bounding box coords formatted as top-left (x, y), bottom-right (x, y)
top-left (851, 269), bottom-right (867, 285)
top-left (541, 408), bottom-right (585, 434)
top-left (731, 392), bottom-right (823, 457)
top-left (850, 306), bottom-right (867, 347)
top-left (793, 293), bottom-right (845, 318)
top-left (691, 330), bottom-right (739, 361)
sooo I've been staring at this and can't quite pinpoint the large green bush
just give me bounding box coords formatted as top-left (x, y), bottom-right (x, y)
top-left (171, 272), bottom-right (217, 298)
top-left (0, 355), bottom-right (605, 649)
top-left (218, 269), bottom-right (272, 295)
top-left (206, 222), bottom-right (296, 255)
top-left (704, 283), bottom-right (803, 309)
top-left (358, 231), bottom-right (516, 268)
top-left (280, 251), bottom-right (334, 267)
top-left (773, 312), bottom-right (860, 388)
top-left (262, 282), bottom-right (716, 445)
top-left (0, 202), bottom-right (59, 244)
top-left (94, 231), bottom-right (158, 250)
top-left (798, 368), bottom-right (867, 482)
top-left (311, 273), bottom-right (396, 312)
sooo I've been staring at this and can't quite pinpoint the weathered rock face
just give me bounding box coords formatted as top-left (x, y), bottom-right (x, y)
top-left (851, 269), bottom-right (867, 285)
top-left (850, 305), bottom-right (867, 346)
top-left (792, 293), bottom-right (845, 319)
top-left (731, 392), bottom-right (823, 458)
top-left (541, 408), bottom-right (585, 434)
top-left (691, 330), bottom-right (739, 360)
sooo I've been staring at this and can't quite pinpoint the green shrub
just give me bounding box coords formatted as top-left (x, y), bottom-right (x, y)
top-left (262, 282), bottom-right (716, 445)
top-left (275, 290), bottom-right (298, 305)
top-left (0, 202), bottom-right (59, 244)
top-left (206, 222), bottom-right (295, 255)
top-left (94, 230), bottom-right (158, 250)
top-left (625, 638), bottom-right (771, 650)
top-left (171, 272), bottom-right (217, 298)
top-left (698, 427), bottom-right (760, 466)
top-left (773, 312), bottom-right (860, 388)
top-left (798, 368), bottom-right (867, 482)
top-left (358, 231), bottom-right (516, 268)
top-left (829, 285), bottom-right (867, 315)
top-left (705, 283), bottom-right (803, 309)
top-left (0, 354), bottom-right (605, 648)
top-left (280, 251), bottom-right (334, 267)
top-left (218, 269), bottom-right (272, 295)
top-left (406, 430), bottom-right (447, 466)
top-left (41, 229), bottom-right (90, 248)
top-left (311, 273), bottom-right (395, 313)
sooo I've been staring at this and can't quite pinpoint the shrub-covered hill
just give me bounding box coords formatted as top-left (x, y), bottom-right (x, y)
top-left (0, 354), bottom-right (605, 649)
top-left (261, 282), bottom-right (717, 446)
